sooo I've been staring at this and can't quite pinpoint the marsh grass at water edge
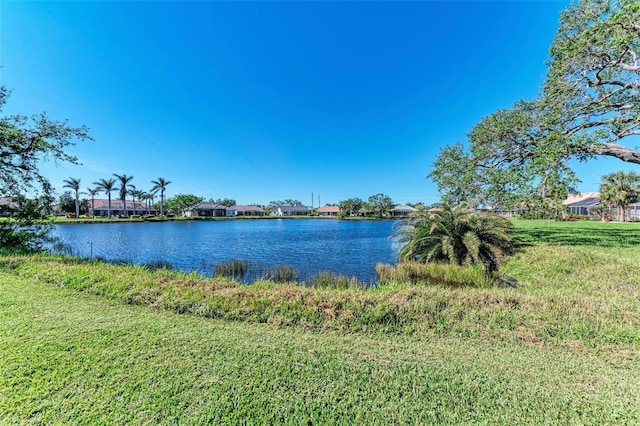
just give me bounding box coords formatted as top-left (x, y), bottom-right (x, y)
top-left (4, 218), bottom-right (640, 344)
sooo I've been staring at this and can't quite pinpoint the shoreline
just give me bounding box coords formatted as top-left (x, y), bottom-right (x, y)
top-left (50, 215), bottom-right (396, 224)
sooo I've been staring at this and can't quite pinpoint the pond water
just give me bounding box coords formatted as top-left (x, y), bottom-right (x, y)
top-left (51, 219), bottom-right (399, 283)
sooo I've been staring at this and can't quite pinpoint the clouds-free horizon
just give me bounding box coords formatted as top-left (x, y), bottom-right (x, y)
top-left (6, 1), bottom-right (619, 207)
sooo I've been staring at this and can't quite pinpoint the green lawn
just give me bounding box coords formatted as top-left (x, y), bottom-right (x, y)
top-left (1, 219), bottom-right (640, 423)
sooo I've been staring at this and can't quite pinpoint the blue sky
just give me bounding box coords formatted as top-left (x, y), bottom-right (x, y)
top-left (3, 0), bottom-right (620, 207)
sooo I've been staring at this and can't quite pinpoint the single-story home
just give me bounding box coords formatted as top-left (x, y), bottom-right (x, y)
top-left (478, 206), bottom-right (523, 218)
top-left (91, 199), bottom-right (155, 217)
top-left (272, 205), bottom-right (311, 216)
top-left (563, 192), bottom-right (640, 220)
top-left (389, 205), bottom-right (418, 217)
top-left (317, 205), bottom-right (340, 216)
top-left (563, 192), bottom-right (601, 217)
top-left (625, 201), bottom-right (640, 220)
top-left (231, 205), bottom-right (266, 216)
top-left (187, 203), bottom-right (229, 217)
top-left (484, 192), bottom-right (640, 220)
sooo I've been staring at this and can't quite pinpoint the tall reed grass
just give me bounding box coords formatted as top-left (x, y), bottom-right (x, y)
top-left (213, 259), bottom-right (248, 280)
top-left (376, 261), bottom-right (495, 288)
top-left (306, 271), bottom-right (364, 289)
top-left (212, 259), bottom-right (298, 283)
top-left (264, 265), bottom-right (298, 283)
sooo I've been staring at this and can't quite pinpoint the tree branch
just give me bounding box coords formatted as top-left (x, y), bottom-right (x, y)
top-left (589, 142), bottom-right (640, 164)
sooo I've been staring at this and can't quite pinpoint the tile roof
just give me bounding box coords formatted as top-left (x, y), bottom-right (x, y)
top-left (91, 199), bottom-right (149, 210)
top-left (278, 205), bottom-right (310, 211)
top-left (194, 203), bottom-right (228, 210)
top-left (317, 205), bottom-right (340, 213)
top-left (390, 205), bottom-right (418, 212)
top-left (232, 205), bottom-right (265, 213)
top-left (563, 192), bottom-right (600, 206)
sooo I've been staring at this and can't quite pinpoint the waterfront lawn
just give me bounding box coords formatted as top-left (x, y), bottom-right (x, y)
top-left (1, 219), bottom-right (640, 423)
top-left (1, 268), bottom-right (639, 424)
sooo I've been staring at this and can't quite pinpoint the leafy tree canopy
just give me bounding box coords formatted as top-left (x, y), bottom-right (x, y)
top-left (368, 193), bottom-right (393, 218)
top-left (57, 191), bottom-right (76, 214)
top-left (166, 194), bottom-right (204, 216)
top-left (267, 199), bottom-right (304, 209)
top-left (209, 198), bottom-right (236, 207)
top-left (338, 197), bottom-right (364, 216)
top-left (430, 0), bottom-right (640, 209)
top-left (0, 87), bottom-right (91, 248)
top-left (0, 87), bottom-right (91, 198)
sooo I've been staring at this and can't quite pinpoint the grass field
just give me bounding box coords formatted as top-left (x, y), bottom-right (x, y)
top-left (1, 220), bottom-right (639, 423)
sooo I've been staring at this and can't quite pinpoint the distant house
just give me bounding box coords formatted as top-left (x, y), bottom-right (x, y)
top-left (389, 205), bottom-right (418, 217)
top-left (317, 205), bottom-right (340, 216)
top-left (563, 192), bottom-right (600, 217)
top-left (91, 199), bottom-right (154, 217)
top-left (357, 207), bottom-right (373, 217)
top-left (272, 205), bottom-right (310, 216)
top-left (563, 192), bottom-right (640, 220)
top-left (0, 197), bottom-right (18, 216)
top-left (188, 203), bottom-right (228, 217)
top-left (232, 205), bottom-right (266, 216)
top-left (626, 201), bottom-right (640, 220)
top-left (478, 206), bottom-right (523, 218)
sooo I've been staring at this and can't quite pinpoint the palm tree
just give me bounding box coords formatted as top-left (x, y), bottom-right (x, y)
top-left (129, 188), bottom-right (146, 216)
top-left (393, 204), bottom-right (514, 275)
top-left (93, 178), bottom-right (117, 218)
top-left (128, 185), bottom-right (138, 216)
top-left (137, 191), bottom-right (148, 214)
top-left (599, 171), bottom-right (640, 222)
top-left (151, 177), bottom-right (171, 217)
top-left (113, 174), bottom-right (134, 217)
top-left (148, 192), bottom-right (155, 212)
top-left (62, 177), bottom-right (81, 218)
top-left (84, 187), bottom-right (100, 217)
top-left (143, 192), bottom-right (155, 215)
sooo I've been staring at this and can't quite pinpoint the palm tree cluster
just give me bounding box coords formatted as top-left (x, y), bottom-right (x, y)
top-left (393, 204), bottom-right (514, 276)
top-left (62, 175), bottom-right (171, 218)
top-left (599, 171), bottom-right (640, 222)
